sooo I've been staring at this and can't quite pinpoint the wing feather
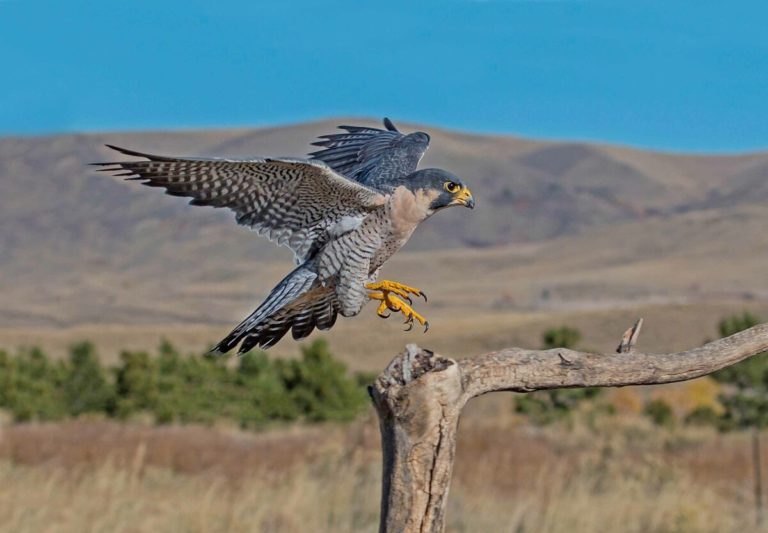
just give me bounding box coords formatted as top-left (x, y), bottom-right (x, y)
top-left (95, 145), bottom-right (387, 262)
top-left (308, 118), bottom-right (430, 188)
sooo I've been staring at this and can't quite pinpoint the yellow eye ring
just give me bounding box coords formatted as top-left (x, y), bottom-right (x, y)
top-left (444, 181), bottom-right (460, 193)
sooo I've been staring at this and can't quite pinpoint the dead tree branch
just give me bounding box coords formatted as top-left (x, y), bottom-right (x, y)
top-left (370, 322), bottom-right (768, 533)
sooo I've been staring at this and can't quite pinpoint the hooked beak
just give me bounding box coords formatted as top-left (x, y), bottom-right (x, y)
top-left (454, 187), bottom-right (475, 209)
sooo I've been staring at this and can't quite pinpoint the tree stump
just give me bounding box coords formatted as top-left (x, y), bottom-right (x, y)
top-left (370, 322), bottom-right (768, 533)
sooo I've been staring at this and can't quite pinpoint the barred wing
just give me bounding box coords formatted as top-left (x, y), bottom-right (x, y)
top-left (308, 117), bottom-right (430, 189)
top-left (95, 145), bottom-right (387, 262)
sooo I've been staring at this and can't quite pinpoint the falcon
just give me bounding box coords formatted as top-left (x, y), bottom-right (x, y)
top-left (95, 118), bottom-right (475, 353)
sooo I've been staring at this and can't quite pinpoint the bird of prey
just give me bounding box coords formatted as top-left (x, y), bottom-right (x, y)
top-left (95, 118), bottom-right (474, 353)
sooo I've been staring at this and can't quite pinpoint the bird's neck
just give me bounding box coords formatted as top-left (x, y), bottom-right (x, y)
top-left (387, 186), bottom-right (434, 239)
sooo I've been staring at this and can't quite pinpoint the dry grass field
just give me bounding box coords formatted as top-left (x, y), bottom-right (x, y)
top-left (0, 414), bottom-right (763, 533)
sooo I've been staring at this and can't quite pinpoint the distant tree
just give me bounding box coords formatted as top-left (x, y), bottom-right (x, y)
top-left (644, 398), bottom-right (675, 428)
top-left (515, 326), bottom-right (605, 426)
top-left (542, 326), bottom-right (582, 351)
top-left (712, 312), bottom-right (768, 395)
top-left (684, 405), bottom-right (720, 427)
top-left (159, 346), bottom-right (234, 425)
top-left (236, 350), bottom-right (298, 427)
top-left (0, 338), bottom-right (369, 428)
top-left (283, 339), bottom-right (369, 422)
top-left (711, 312), bottom-right (768, 432)
top-left (0, 347), bottom-right (67, 421)
top-left (113, 350), bottom-right (158, 418)
top-left (710, 312), bottom-right (768, 526)
top-left (62, 342), bottom-right (114, 416)
top-left (0, 350), bottom-right (11, 407)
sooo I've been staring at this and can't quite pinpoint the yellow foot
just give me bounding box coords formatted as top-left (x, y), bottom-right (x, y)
top-left (365, 280), bottom-right (427, 303)
top-left (368, 290), bottom-right (429, 332)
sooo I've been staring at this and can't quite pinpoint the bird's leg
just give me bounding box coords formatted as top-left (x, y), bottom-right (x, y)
top-left (365, 280), bottom-right (427, 303)
top-left (367, 291), bottom-right (394, 318)
top-left (367, 290), bottom-right (429, 332)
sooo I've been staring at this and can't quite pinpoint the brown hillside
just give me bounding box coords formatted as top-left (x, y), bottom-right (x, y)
top-left (0, 119), bottom-right (766, 361)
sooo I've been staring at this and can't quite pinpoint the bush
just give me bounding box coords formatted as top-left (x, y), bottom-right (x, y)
top-left (644, 399), bottom-right (675, 428)
top-left (542, 326), bottom-right (582, 350)
top-left (515, 326), bottom-right (605, 426)
top-left (62, 342), bottom-right (114, 416)
top-left (236, 351), bottom-right (298, 427)
top-left (0, 339), bottom-right (371, 428)
top-left (710, 312), bottom-right (768, 431)
top-left (684, 405), bottom-right (720, 428)
top-left (282, 340), bottom-right (369, 422)
top-left (0, 347), bottom-right (67, 421)
top-left (711, 312), bottom-right (767, 391)
top-left (516, 388), bottom-right (602, 426)
top-left (113, 350), bottom-right (158, 417)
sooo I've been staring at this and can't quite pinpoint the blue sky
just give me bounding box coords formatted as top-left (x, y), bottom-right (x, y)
top-left (2, 0), bottom-right (767, 152)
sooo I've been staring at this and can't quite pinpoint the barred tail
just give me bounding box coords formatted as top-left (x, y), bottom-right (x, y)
top-left (211, 264), bottom-right (338, 354)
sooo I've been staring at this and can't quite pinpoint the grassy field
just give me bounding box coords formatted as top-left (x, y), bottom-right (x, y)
top-left (0, 413), bottom-right (763, 533)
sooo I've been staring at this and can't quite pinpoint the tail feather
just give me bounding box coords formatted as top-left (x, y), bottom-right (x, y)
top-left (239, 289), bottom-right (339, 351)
top-left (315, 298), bottom-right (338, 330)
top-left (290, 292), bottom-right (338, 339)
top-left (211, 265), bottom-right (317, 354)
top-left (211, 265), bottom-right (340, 354)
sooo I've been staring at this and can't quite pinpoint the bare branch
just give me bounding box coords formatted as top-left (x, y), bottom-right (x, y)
top-left (617, 318), bottom-right (643, 353)
top-left (460, 323), bottom-right (768, 402)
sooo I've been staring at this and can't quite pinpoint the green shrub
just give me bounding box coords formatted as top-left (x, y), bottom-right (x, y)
top-left (0, 338), bottom-right (370, 428)
top-left (711, 312), bottom-right (767, 391)
top-left (515, 326), bottom-right (605, 426)
top-left (283, 340), bottom-right (369, 422)
top-left (236, 351), bottom-right (298, 427)
top-left (2, 347), bottom-right (67, 421)
top-left (113, 350), bottom-right (158, 418)
top-left (62, 342), bottom-right (114, 416)
top-left (710, 312), bottom-right (768, 431)
top-left (542, 326), bottom-right (582, 350)
top-left (0, 350), bottom-right (11, 407)
top-left (644, 399), bottom-right (675, 428)
top-left (684, 405), bottom-right (720, 428)
top-left (516, 387), bottom-right (602, 426)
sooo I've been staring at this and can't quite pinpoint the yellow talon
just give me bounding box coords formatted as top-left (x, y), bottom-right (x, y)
top-left (365, 280), bottom-right (427, 302)
top-left (367, 292), bottom-right (393, 317)
top-left (368, 289), bottom-right (429, 332)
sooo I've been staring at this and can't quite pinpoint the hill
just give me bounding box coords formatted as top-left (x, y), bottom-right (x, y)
top-left (0, 119), bottom-right (766, 363)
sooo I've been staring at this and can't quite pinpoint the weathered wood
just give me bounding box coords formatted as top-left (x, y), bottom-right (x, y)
top-left (370, 323), bottom-right (768, 533)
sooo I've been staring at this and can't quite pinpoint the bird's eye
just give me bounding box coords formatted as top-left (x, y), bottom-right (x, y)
top-left (444, 181), bottom-right (460, 193)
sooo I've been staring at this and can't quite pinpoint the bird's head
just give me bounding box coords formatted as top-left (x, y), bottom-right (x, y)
top-left (404, 168), bottom-right (475, 211)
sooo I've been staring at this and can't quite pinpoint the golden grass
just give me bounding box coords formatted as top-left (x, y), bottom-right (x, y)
top-left (0, 413), bottom-right (763, 533)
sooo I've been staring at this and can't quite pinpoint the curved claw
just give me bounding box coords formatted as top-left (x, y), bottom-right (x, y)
top-left (420, 291), bottom-right (428, 303)
top-left (405, 295), bottom-right (413, 305)
top-left (423, 321), bottom-right (430, 333)
top-left (378, 311), bottom-right (391, 319)
top-left (404, 319), bottom-right (414, 332)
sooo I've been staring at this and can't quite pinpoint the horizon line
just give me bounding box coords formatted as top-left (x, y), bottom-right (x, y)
top-left (2, 116), bottom-right (766, 157)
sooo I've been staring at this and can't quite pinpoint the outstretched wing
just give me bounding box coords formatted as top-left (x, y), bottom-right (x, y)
top-left (308, 117), bottom-right (430, 189)
top-left (95, 145), bottom-right (387, 263)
